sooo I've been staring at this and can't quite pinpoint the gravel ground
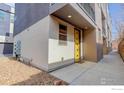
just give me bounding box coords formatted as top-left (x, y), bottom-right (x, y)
top-left (0, 57), bottom-right (68, 85)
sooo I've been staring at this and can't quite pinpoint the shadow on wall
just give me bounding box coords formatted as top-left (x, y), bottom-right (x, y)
top-left (12, 72), bottom-right (68, 85)
top-left (97, 43), bottom-right (103, 61)
top-left (49, 22), bottom-right (74, 45)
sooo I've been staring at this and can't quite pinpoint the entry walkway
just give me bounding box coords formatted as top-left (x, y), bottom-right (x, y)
top-left (50, 51), bottom-right (124, 85)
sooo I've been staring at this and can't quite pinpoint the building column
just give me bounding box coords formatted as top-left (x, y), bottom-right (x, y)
top-left (83, 28), bottom-right (99, 62)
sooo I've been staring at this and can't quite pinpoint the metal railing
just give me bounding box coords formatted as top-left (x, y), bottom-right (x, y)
top-left (78, 3), bottom-right (95, 22)
top-left (49, 3), bottom-right (95, 22)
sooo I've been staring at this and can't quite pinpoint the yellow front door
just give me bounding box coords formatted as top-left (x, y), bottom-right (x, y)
top-left (74, 29), bottom-right (80, 62)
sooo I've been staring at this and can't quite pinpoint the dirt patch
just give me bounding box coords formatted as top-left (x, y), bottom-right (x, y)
top-left (0, 57), bottom-right (68, 85)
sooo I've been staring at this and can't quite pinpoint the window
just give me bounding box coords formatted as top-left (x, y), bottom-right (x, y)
top-left (6, 32), bottom-right (10, 36)
top-left (59, 24), bottom-right (67, 41)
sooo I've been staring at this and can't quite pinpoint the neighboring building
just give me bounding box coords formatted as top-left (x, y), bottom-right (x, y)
top-left (0, 3), bottom-right (14, 55)
top-left (112, 39), bottom-right (119, 50)
top-left (14, 3), bottom-right (112, 71)
top-left (101, 4), bottom-right (112, 54)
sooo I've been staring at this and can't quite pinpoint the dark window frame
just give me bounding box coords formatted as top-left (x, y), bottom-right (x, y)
top-left (59, 24), bottom-right (67, 41)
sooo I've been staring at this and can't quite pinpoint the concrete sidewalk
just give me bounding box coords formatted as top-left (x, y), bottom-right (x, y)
top-left (50, 51), bottom-right (124, 85)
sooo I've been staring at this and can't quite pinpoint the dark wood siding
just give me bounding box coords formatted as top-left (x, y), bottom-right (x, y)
top-left (14, 3), bottom-right (49, 36)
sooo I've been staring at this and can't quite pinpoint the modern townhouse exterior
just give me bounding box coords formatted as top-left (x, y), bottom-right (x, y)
top-left (0, 3), bottom-right (14, 55)
top-left (14, 3), bottom-right (112, 71)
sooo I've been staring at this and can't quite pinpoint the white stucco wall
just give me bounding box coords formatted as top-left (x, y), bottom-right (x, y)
top-left (48, 16), bottom-right (75, 70)
top-left (14, 16), bottom-right (49, 71)
top-left (14, 15), bottom-right (82, 71)
top-left (48, 16), bottom-right (75, 62)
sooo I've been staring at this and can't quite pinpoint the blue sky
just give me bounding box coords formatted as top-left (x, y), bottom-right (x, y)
top-left (109, 3), bottom-right (123, 40)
